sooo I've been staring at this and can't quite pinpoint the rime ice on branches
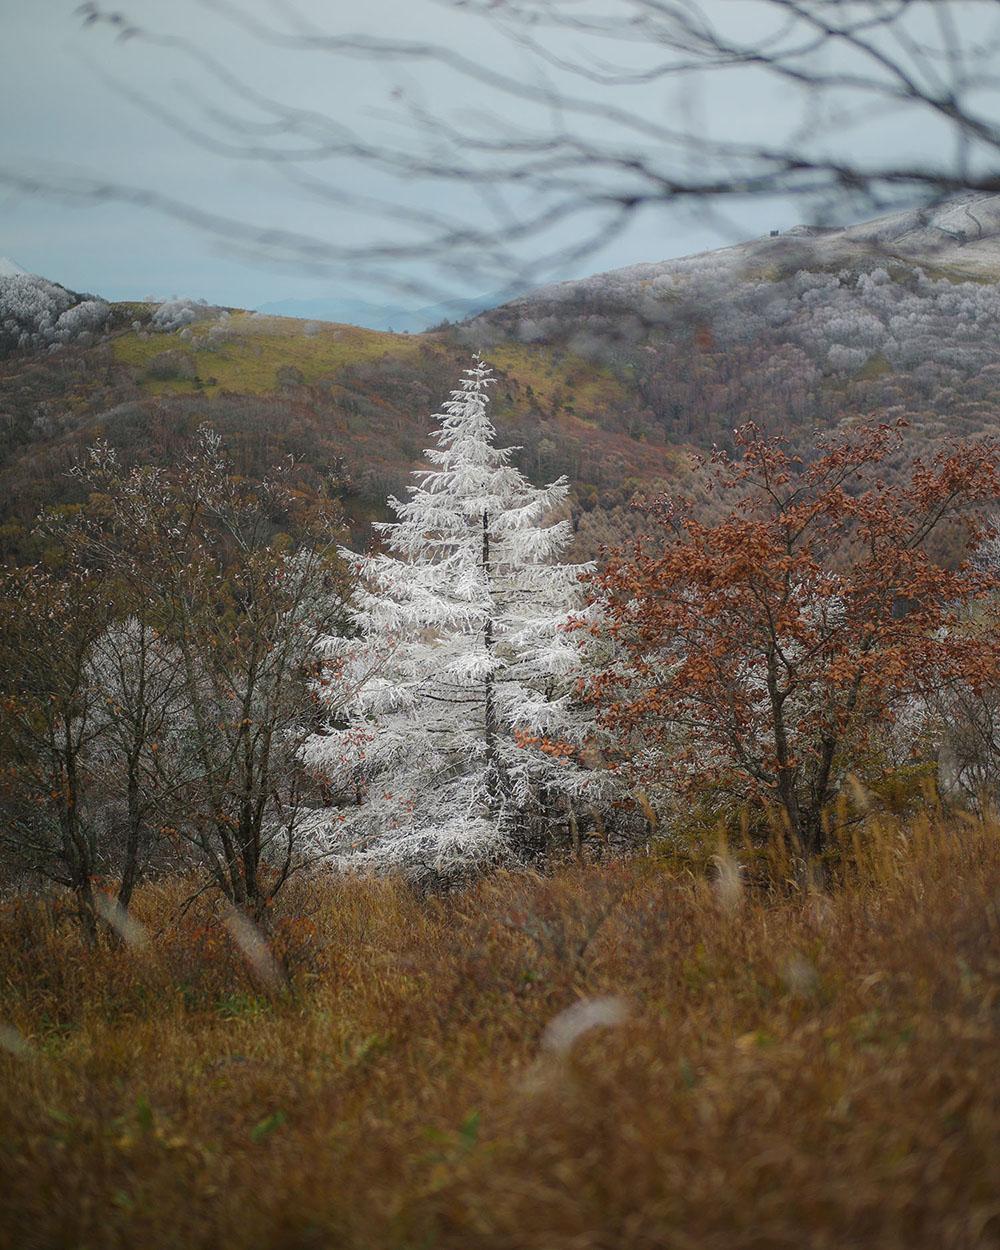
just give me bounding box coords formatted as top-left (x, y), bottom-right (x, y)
top-left (303, 356), bottom-right (598, 876)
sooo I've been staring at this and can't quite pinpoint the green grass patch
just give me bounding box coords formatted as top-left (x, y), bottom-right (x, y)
top-left (856, 352), bottom-right (895, 381)
top-left (112, 312), bottom-right (425, 397)
top-left (487, 341), bottom-right (628, 416)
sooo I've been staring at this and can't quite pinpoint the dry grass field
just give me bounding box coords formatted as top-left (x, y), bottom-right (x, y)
top-left (1, 817), bottom-right (998, 1250)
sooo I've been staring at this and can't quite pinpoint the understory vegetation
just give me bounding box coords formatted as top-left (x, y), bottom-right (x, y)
top-left (5, 359), bottom-right (1000, 926)
top-left (1, 813), bottom-right (998, 1250)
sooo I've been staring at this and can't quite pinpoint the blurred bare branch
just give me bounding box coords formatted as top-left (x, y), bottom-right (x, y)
top-left (23, 2), bottom-right (1000, 296)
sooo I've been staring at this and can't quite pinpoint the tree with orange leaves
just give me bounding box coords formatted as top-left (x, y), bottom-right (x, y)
top-left (589, 421), bottom-right (1000, 865)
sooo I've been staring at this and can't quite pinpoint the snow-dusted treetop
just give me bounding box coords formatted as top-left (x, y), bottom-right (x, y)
top-left (303, 355), bottom-right (600, 877)
top-left (0, 268), bottom-right (110, 355)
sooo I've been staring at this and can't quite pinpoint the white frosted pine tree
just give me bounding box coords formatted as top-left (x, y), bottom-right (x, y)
top-left (303, 356), bottom-right (600, 876)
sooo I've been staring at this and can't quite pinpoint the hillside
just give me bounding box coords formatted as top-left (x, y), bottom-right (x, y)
top-left (503, 194), bottom-right (1000, 313)
top-left (0, 306), bottom-right (679, 560)
top-left (5, 195), bottom-right (1000, 560)
top-left (472, 193), bottom-right (1000, 454)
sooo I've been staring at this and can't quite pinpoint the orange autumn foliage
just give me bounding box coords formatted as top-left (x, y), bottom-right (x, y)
top-left (589, 421), bottom-right (1000, 858)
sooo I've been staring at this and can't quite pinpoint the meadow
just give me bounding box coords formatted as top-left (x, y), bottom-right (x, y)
top-left (1, 816), bottom-right (998, 1250)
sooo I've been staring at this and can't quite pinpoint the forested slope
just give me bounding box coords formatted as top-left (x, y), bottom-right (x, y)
top-left (5, 195), bottom-right (1000, 560)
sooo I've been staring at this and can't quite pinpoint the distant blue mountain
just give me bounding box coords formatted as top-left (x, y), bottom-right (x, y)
top-left (255, 291), bottom-right (515, 333)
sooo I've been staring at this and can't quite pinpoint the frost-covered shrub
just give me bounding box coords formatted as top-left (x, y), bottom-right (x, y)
top-left (152, 297), bottom-right (232, 333)
top-left (828, 344), bottom-right (871, 373)
top-left (52, 299), bottom-right (111, 345)
top-left (203, 323), bottom-right (233, 350)
top-left (151, 298), bottom-right (204, 332)
top-left (517, 316), bottom-right (556, 343)
top-left (0, 272), bottom-right (111, 355)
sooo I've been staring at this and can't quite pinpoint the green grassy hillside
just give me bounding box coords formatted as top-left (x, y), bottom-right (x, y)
top-left (111, 313), bottom-right (425, 398)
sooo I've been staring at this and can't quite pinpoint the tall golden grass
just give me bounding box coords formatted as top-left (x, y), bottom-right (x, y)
top-left (1, 815), bottom-right (998, 1249)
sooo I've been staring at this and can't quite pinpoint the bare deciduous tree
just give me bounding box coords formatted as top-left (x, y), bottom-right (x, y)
top-left (83, 618), bottom-right (190, 915)
top-left (0, 430), bottom-right (349, 934)
top-left (0, 569), bottom-right (114, 941)
top-left (73, 431), bottom-right (349, 921)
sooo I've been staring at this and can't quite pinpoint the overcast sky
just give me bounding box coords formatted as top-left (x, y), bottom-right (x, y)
top-left (0, 0), bottom-right (990, 309)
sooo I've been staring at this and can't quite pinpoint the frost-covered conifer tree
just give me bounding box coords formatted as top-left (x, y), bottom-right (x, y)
top-left (303, 356), bottom-right (598, 875)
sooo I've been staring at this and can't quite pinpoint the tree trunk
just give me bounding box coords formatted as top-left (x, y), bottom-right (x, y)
top-left (117, 752), bottom-right (143, 916)
top-left (75, 877), bottom-right (99, 946)
top-left (481, 509), bottom-right (510, 817)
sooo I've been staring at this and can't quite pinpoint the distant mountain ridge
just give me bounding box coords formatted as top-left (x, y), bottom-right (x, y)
top-left (485, 193), bottom-right (1000, 324)
top-left (471, 192), bottom-right (1000, 411)
top-left (256, 195), bottom-right (1000, 333)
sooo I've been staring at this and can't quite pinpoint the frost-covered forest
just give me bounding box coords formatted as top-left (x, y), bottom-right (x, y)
top-left (0, 268), bottom-right (111, 354)
top-left (505, 262), bottom-right (1000, 377)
